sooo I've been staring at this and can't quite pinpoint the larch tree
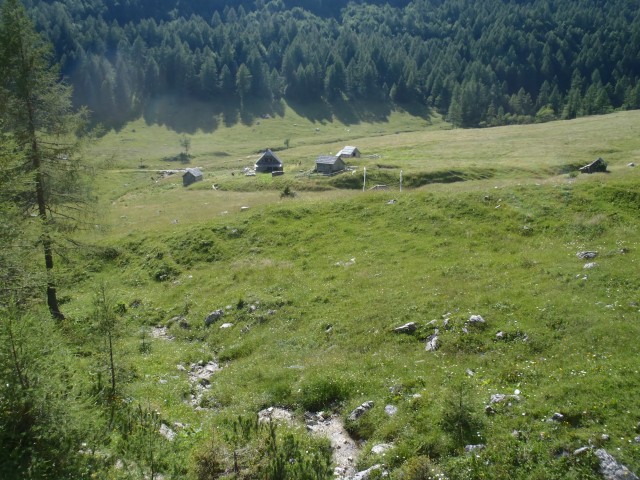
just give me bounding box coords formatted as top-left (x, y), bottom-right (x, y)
top-left (0, 0), bottom-right (90, 320)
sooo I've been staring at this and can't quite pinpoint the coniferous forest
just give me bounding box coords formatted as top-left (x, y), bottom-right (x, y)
top-left (23, 0), bottom-right (640, 128)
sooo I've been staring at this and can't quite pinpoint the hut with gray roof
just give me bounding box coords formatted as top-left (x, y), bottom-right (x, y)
top-left (337, 146), bottom-right (361, 158)
top-left (182, 167), bottom-right (203, 186)
top-left (315, 155), bottom-right (346, 175)
top-left (255, 149), bottom-right (283, 173)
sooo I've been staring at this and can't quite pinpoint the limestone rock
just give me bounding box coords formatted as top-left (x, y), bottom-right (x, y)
top-left (468, 314), bottom-right (485, 325)
top-left (425, 334), bottom-right (440, 352)
top-left (159, 423), bottom-right (176, 441)
top-left (595, 449), bottom-right (639, 480)
top-left (371, 443), bottom-right (393, 455)
top-left (352, 464), bottom-right (387, 480)
top-left (393, 322), bottom-right (417, 334)
top-left (204, 309), bottom-right (224, 326)
top-left (577, 251), bottom-right (598, 259)
top-left (348, 401), bottom-right (374, 421)
top-left (465, 444), bottom-right (486, 453)
top-left (384, 405), bottom-right (398, 416)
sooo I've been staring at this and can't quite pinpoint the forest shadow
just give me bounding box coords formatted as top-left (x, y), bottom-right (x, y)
top-left (141, 95), bottom-right (291, 132)
top-left (135, 94), bottom-right (432, 132)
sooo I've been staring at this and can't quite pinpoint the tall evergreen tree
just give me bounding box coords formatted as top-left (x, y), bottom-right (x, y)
top-left (0, 0), bottom-right (89, 320)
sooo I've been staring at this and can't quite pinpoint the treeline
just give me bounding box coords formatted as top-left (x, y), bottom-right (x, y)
top-left (25, 0), bottom-right (640, 127)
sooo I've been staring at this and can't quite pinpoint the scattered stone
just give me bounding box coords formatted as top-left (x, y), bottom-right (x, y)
top-left (468, 314), bottom-right (486, 325)
top-left (579, 157), bottom-right (608, 174)
top-left (512, 430), bottom-right (522, 439)
top-left (150, 326), bottom-right (174, 340)
top-left (240, 206), bottom-right (250, 211)
top-left (352, 464), bottom-right (386, 480)
top-left (176, 364), bottom-right (186, 372)
top-left (551, 412), bottom-right (564, 422)
top-left (336, 257), bottom-right (356, 267)
top-left (371, 443), bottom-right (393, 455)
top-left (577, 251), bottom-right (598, 259)
top-left (267, 309), bottom-right (277, 316)
top-left (466, 369), bottom-right (475, 377)
top-left (443, 318), bottom-right (450, 329)
top-left (384, 405), bottom-right (398, 416)
top-left (258, 407), bottom-right (295, 425)
top-left (584, 262), bottom-right (598, 269)
top-left (393, 322), bottom-right (417, 334)
top-left (219, 323), bottom-right (234, 329)
top-left (348, 401), bottom-right (374, 421)
top-left (574, 447), bottom-right (590, 456)
top-left (496, 331), bottom-right (505, 339)
top-left (489, 393), bottom-right (521, 405)
top-left (204, 309), bottom-right (224, 326)
top-left (465, 444), bottom-right (486, 453)
top-left (485, 405), bottom-right (496, 415)
top-left (185, 360), bottom-right (221, 407)
top-left (386, 199), bottom-right (397, 205)
top-left (425, 334), bottom-right (440, 352)
top-left (601, 434), bottom-right (610, 441)
top-left (628, 162), bottom-right (635, 167)
top-left (595, 449), bottom-right (640, 480)
top-left (159, 424), bottom-right (176, 442)
top-left (635, 436), bottom-right (640, 444)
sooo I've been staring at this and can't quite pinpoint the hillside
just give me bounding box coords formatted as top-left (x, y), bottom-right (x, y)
top-left (25, 0), bottom-right (640, 128)
top-left (6, 111), bottom-right (634, 479)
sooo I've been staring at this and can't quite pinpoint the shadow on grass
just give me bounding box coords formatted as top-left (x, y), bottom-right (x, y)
top-left (132, 93), bottom-right (433, 132)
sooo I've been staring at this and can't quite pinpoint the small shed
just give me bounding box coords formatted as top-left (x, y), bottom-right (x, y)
top-left (316, 155), bottom-right (346, 175)
top-left (337, 146), bottom-right (361, 158)
top-left (255, 149), bottom-right (283, 173)
top-left (579, 157), bottom-right (608, 174)
top-left (182, 167), bottom-right (203, 187)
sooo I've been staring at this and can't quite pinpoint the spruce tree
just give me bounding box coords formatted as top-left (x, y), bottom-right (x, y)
top-left (0, 0), bottom-right (89, 320)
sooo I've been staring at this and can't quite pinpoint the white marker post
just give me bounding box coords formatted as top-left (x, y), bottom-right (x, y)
top-left (363, 166), bottom-right (366, 192)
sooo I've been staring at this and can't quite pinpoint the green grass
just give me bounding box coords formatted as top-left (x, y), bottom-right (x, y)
top-left (61, 108), bottom-right (640, 478)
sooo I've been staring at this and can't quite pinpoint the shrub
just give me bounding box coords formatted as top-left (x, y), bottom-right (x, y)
top-left (297, 375), bottom-right (350, 411)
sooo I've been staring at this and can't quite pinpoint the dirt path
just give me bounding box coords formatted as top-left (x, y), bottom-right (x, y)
top-left (307, 414), bottom-right (360, 478)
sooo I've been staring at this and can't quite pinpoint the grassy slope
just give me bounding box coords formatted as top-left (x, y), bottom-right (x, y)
top-left (69, 108), bottom-right (640, 478)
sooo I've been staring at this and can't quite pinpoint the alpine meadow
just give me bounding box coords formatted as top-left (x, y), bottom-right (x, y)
top-left (1, 1), bottom-right (639, 479)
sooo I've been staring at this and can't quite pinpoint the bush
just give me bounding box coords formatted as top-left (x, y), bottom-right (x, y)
top-left (297, 375), bottom-right (350, 411)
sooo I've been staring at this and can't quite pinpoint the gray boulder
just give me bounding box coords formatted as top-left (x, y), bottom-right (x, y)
top-left (465, 444), bottom-right (486, 453)
top-left (204, 309), bottom-right (224, 326)
top-left (384, 405), bottom-right (398, 416)
top-left (348, 401), bottom-right (374, 421)
top-left (425, 334), bottom-right (440, 352)
top-left (577, 251), bottom-right (598, 259)
top-left (595, 449), bottom-right (639, 480)
top-left (393, 322), bottom-right (417, 334)
top-left (352, 464), bottom-right (387, 480)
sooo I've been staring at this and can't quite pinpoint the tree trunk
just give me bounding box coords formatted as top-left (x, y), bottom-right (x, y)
top-left (29, 97), bottom-right (64, 320)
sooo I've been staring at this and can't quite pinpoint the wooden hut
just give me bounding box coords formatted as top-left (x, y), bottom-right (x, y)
top-left (315, 155), bottom-right (346, 175)
top-left (255, 149), bottom-right (283, 173)
top-left (337, 146), bottom-right (361, 158)
top-left (182, 167), bottom-right (203, 186)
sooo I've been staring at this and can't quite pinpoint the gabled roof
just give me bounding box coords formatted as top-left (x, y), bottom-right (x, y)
top-left (316, 155), bottom-right (341, 165)
top-left (256, 149), bottom-right (282, 166)
top-left (338, 146), bottom-right (359, 156)
top-left (183, 167), bottom-right (203, 177)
